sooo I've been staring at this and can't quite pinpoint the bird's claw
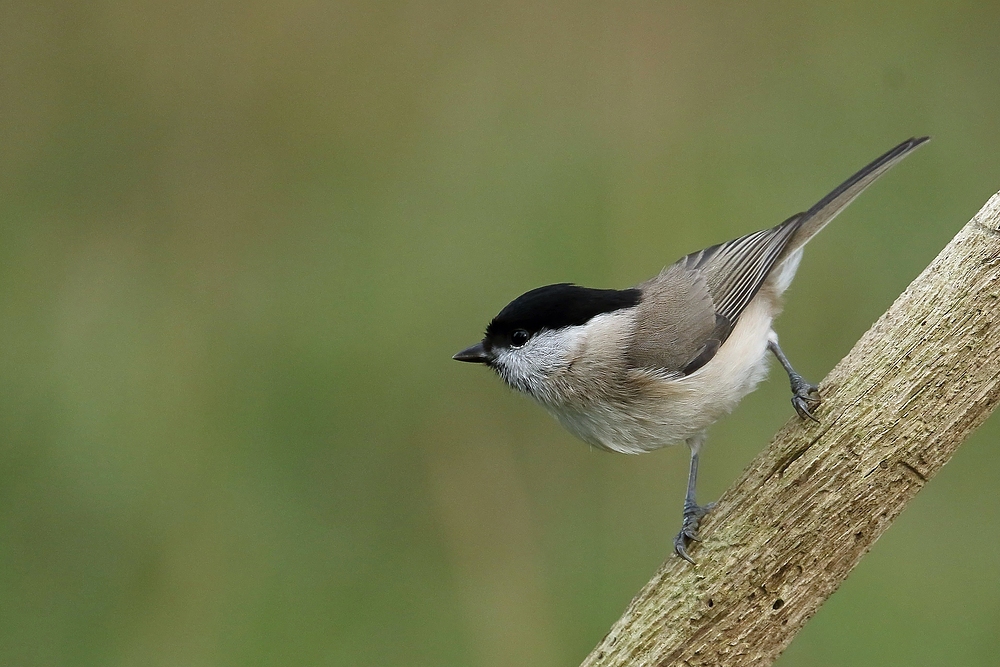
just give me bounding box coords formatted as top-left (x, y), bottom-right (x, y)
top-left (673, 501), bottom-right (716, 564)
top-left (790, 378), bottom-right (821, 423)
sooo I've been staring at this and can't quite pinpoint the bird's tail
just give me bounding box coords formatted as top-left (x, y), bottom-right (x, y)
top-left (779, 136), bottom-right (930, 260)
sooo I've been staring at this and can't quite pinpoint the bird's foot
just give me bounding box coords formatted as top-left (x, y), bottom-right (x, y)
top-left (673, 500), bottom-right (716, 564)
top-left (790, 374), bottom-right (821, 423)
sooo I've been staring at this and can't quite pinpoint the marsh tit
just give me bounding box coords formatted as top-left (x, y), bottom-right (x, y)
top-left (454, 137), bottom-right (929, 563)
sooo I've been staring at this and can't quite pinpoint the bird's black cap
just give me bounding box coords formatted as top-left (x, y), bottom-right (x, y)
top-left (485, 283), bottom-right (640, 341)
top-left (454, 283), bottom-right (640, 363)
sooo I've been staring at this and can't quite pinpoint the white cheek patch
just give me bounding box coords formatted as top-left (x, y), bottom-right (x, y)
top-left (491, 310), bottom-right (634, 402)
top-left (493, 327), bottom-right (585, 396)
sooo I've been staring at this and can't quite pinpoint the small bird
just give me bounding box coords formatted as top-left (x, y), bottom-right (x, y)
top-left (454, 137), bottom-right (929, 563)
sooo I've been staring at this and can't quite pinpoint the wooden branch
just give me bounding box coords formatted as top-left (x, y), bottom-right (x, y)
top-left (581, 191), bottom-right (1000, 667)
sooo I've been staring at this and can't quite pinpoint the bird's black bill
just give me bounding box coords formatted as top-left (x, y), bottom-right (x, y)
top-left (453, 342), bottom-right (490, 364)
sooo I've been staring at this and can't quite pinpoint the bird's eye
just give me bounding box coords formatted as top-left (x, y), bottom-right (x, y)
top-left (510, 329), bottom-right (529, 348)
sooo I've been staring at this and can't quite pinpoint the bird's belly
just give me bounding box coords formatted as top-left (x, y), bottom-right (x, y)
top-left (550, 400), bottom-right (712, 454)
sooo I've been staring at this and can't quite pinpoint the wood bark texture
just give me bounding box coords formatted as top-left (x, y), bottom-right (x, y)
top-left (580, 191), bottom-right (1000, 667)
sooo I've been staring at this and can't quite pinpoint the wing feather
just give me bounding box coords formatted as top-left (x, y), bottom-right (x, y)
top-left (684, 216), bottom-right (802, 326)
top-left (630, 137), bottom-right (929, 375)
top-left (686, 136), bottom-right (929, 332)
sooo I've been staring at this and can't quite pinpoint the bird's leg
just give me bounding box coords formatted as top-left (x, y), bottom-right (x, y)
top-left (768, 335), bottom-right (821, 422)
top-left (673, 436), bottom-right (715, 564)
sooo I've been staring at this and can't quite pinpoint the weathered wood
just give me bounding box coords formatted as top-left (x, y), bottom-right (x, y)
top-left (581, 191), bottom-right (1000, 667)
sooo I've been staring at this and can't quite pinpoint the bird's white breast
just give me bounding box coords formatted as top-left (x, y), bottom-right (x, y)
top-left (529, 298), bottom-right (776, 455)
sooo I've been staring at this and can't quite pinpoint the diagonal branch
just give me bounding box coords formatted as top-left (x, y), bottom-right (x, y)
top-left (581, 191), bottom-right (1000, 667)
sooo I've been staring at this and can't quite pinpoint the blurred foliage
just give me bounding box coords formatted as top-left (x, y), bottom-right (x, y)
top-left (0, 1), bottom-right (998, 665)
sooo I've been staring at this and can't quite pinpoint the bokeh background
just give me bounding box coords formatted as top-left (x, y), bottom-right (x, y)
top-left (1, 2), bottom-right (998, 665)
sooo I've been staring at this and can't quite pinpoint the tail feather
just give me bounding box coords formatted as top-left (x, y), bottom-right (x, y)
top-left (780, 136), bottom-right (930, 259)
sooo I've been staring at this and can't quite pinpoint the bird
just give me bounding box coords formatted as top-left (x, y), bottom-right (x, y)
top-left (453, 137), bottom-right (929, 563)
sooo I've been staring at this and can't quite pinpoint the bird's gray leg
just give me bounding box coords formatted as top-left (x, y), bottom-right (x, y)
top-left (768, 333), bottom-right (821, 422)
top-left (673, 434), bottom-right (715, 564)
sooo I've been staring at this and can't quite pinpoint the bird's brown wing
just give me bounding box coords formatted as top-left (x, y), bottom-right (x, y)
top-left (629, 218), bottom-right (800, 375)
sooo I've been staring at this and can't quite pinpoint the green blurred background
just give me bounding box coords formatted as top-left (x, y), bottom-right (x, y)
top-left (0, 2), bottom-right (998, 665)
